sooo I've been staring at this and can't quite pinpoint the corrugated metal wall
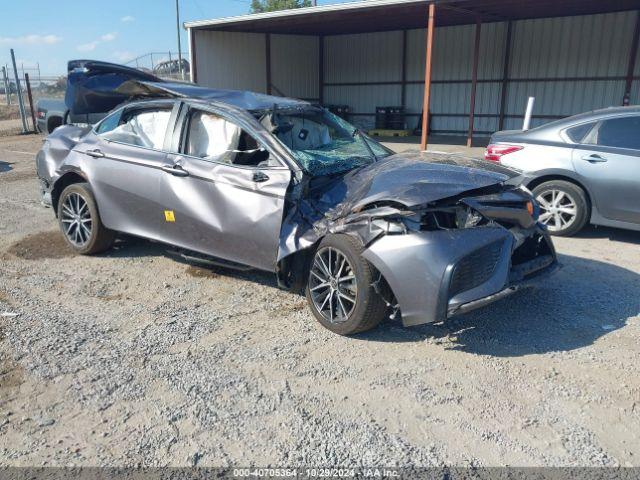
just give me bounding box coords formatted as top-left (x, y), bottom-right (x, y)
top-left (193, 30), bottom-right (267, 92)
top-left (324, 31), bottom-right (404, 129)
top-left (324, 11), bottom-right (635, 134)
top-left (502, 12), bottom-right (635, 130)
top-left (271, 34), bottom-right (319, 100)
top-left (192, 10), bottom-right (638, 136)
top-left (405, 22), bottom-right (506, 133)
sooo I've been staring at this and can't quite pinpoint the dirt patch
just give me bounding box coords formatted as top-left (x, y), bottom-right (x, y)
top-left (6, 231), bottom-right (73, 260)
top-left (186, 265), bottom-right (219, 279)
top-left (0, 171), bottom-right (37, 183)
top-left (96, 294), bottom-right (122, 302)
top-left (0, 313), bottom-right (24, 394)
top-left (0, 104), bottom-right (20, 121)
top-left (0, 356), bottom-right (25, 396)
top-left (0, 290), bottom-right (12, 305)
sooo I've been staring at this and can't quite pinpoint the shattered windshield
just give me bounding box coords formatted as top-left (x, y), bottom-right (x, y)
top-left (267, 108), bottom-right (391, 176)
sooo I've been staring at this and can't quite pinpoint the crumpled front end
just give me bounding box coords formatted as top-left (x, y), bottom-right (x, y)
top-left (361, 189), bottom-right (557, 326)
top-left (277, 152), bottom-right (557, 326)
top-left (36, 124), bottom-right (91, 207)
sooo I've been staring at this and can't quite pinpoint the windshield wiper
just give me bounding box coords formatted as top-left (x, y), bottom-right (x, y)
top-left (352, 128), bottom-right (378, 163)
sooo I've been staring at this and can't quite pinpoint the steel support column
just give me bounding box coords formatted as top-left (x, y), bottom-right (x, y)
top-left (319, 35), bottom-right (325, 105)
top-left (623, 10), bottom-right (640, 105)
top-left (265, 33), bottom-right (272, 95)
top-left (420, 3), bottom-right (436, 151)
top-left (467, 19), bottom-right (482, 148)
top-left (498, 21), bottom-right (513, 131)
top-left (401, 30), bottom-right (408, 111)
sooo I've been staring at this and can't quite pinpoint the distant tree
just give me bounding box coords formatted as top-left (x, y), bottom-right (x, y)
top-left (250, 0), bottom-right (312, 14)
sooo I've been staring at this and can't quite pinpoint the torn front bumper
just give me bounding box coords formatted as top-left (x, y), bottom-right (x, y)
top-left (362, 224), bottom-right (557, 327)
top-left (38, 177), bottom-right (52, 207)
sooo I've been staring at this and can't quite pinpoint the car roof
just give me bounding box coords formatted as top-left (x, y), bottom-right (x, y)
top-left (120, 80), bottom-right (310, 112)
top-left (567, 105), bottom-right (640, 122)
top-left (520, 105), bottom-right (640, 137)
top-left (67, 59), bottom-right (311, 115)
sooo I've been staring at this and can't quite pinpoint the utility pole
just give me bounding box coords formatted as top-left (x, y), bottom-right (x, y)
top-left (176, 0), bottom-right (184, 80)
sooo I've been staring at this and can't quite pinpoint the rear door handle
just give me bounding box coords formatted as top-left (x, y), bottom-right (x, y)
top-left (85, 149), bottom-right (104, 158)
top-left (581, 154), bottom-right (607, 163)
top-left (161, 164), bottom-right (190, 177)
top-left (253, 171), bottom-right (270, 183)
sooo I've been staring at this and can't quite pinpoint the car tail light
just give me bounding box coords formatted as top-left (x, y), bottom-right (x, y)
top-left (485, 144), bottom-right (523, 162)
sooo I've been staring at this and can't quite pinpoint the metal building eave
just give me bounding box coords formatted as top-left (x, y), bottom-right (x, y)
top-left (184, 0), bottom-right (427, 30)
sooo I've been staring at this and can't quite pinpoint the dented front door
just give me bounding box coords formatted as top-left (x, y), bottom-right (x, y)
top-left (159, 154), bottom-right (291, 271)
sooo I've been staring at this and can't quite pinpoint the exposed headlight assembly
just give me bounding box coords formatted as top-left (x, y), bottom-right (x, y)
top-left (455, 207), bottom-right (484, 229)
top-left (417, 206), bottom-right (485, 231)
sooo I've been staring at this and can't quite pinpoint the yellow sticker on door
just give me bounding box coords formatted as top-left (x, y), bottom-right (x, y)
top-left (164, 210), bottom-right (176, 222)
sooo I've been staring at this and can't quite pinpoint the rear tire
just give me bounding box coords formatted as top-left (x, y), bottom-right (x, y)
top-left (532, 180), bottom-right (589, 237)
top-left (57, 182), bottom-right (116, 255)
top-left (305, 234), bottom-right (387, 335)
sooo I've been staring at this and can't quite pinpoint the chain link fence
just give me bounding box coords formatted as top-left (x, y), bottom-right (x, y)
top-left (1, 50), bottom-right (191, 136)
top-left (124, 51), bottom-right (191, 82)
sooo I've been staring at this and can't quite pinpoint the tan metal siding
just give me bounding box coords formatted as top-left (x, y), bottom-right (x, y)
top-left (509, 13), bottom-right (633, 79)
top-left (193, 30), bottom-right (267, 92)
top-left (323, 31), bottom-right (404, 129)
top-left (324, 31), bottom-right (403, 83)
top-left (405, 23), bottom-right (506, 133)
top-left (271, 34), bottom-right (319, 100)
top-left (502, 12), bottom-right (636, 130)
top-left (191, 10), bottom-right (638, 136)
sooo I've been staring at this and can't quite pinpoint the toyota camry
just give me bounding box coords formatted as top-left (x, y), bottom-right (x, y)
top-left (36, 61), bottom-right (558, 335)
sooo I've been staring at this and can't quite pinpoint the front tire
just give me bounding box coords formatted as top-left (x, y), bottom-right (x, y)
top-left (305, 234), bottom-right (387, 335)
top-left (532, 180), bottom-right (589, 236)
top-left (57, 182), bottom-right (116, 254)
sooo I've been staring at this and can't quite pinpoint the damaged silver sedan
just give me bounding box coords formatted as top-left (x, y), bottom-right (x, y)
top-left (36, 61), bottom-right (558, 335)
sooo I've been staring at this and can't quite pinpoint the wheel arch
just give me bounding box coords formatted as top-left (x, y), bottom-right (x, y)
top-left (277, 232), bottom-right (394, 304)
top-left (51, 171), bottom-right (88, 216)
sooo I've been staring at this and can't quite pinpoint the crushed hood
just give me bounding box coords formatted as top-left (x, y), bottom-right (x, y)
top-left (313, 152), bottom-right (518, 212)
top-left (278, 152), bottom-right (522, 261)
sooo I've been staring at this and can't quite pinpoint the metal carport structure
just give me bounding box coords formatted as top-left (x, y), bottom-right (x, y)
top-left (185, 0), bottom-right (640, 149)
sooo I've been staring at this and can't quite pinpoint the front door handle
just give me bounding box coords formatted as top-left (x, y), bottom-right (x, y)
top-left (253, 171), bottom-right (270, 183)
top-left (85, 149), bottom-right (104, 158)
top-left (581, 154), bottom-right (607, 163)
top-left (161, 164), bottom-right (190, 177)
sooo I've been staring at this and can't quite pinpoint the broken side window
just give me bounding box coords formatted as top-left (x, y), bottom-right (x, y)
top-left (184, 110), bottom-right (272, 167)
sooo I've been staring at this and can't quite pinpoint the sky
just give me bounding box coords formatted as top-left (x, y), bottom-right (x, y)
top-left (0, 0), bottom-right (355, 78)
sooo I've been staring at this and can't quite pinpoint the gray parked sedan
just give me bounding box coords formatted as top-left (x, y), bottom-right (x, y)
top-left (36, 60), bottom-right (557, 335)
top-left (486, 106), bottom-right (640, 236)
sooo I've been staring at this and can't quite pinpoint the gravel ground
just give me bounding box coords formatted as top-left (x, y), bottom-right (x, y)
top-left (0, 133), bottom-right (639, 468)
